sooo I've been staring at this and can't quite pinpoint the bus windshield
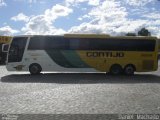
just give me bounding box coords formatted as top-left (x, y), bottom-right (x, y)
top-left (8, 37), bottom-right (27, 63)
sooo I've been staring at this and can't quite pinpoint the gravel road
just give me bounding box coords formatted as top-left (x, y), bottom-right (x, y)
top-left (1, 65), bottom-right (160, 114)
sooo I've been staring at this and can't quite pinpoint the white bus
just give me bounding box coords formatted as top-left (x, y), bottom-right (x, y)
top-left (4, 34), bottom-right (158, 75)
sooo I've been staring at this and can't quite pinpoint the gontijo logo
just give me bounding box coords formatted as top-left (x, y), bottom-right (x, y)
top-left (86, 52), bottom-right (125, 58)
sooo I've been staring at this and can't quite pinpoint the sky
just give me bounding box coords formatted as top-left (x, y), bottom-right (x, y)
top-left (0, 0), bottom-right (160, 37)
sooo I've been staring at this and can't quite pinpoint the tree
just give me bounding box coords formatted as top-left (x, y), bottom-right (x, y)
top-left (138, 28), bottom-right (151, 36)
top-left (126, 33), bottom-right (136, 36)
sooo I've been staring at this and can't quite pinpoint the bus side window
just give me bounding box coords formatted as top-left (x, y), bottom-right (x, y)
top-left (69, 39), bottom-right (79, 50)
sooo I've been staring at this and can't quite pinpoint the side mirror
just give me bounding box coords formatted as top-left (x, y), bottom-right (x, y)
top-left (2, 44), bottom-right (9, 52)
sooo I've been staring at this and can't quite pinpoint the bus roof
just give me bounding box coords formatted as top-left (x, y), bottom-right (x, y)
top-left (13, 35), bottom-right (63, 38)
top-left (64, 34), bottom-right (110, 38)
top-left (64, 34), bottom-right (157, 40)
top-left (13, 34), bottom-right (157, 40)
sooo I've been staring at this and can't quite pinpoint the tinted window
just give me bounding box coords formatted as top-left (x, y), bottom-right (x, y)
top-left (28, 36), bottom-right (69, 50)
top-left (69, 38), bottom-right (89, 50)
top-left (8, 37), bottom-right (27, 62)
top-left (68, 38), bottom-right (155, 51)
top-left (28, 36), bottom-right (155, 51)
top-left (90, 38), bottom-right (155, 51)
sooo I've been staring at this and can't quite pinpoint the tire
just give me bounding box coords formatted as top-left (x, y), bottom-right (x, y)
top-left (109, 64), bottom-right (122, 75)
top-left (29, 63), bottom-right (42, 75)
top-left (124, 64), bottom-right (135, 75)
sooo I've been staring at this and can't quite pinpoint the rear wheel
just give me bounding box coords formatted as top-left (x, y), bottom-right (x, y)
top-left (29, 63), bottom-right (42, 75)
top-left (109, 64), bottom-right (122, 75)
top-left (124, 64), bottom-right (135, 75)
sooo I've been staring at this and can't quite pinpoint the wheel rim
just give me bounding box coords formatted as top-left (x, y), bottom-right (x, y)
top-left (112, 69), bottom-right (120, 74)
top-left (125, 66), bottom-right (134, 75)
top-left (110, 65), bottom-right (122, 75)
top-left (31, 65), bottom-right (39, 74)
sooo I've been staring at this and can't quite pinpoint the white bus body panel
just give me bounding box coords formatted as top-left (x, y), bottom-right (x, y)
top-left (6, 50), bottom-right (98, 73)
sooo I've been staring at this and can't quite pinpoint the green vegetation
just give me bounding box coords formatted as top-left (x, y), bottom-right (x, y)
top-left (126, 27), bottom-right (151, 36)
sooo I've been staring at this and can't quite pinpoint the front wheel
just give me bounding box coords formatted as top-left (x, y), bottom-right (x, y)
top-left (29, 63), bottom-right (42, 75)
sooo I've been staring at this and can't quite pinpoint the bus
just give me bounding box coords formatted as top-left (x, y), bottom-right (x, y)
top-left (4, 34), bottom-right (158, 75)
top-left (0, 36), bottom-right (12, 65)
top-left (157, 38), bottom-right (160, 59)
top-left (158, 39), bottom-right (160, 52)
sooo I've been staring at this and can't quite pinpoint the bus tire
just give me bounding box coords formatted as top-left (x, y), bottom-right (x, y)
top-left (124, 64), bottom-right (135, 75)
top-left (29, 63), bottom-right (42, 75)
top-left (109, 64), bottom-right (122, 75)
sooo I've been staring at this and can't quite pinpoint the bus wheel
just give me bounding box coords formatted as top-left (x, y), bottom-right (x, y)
top-left (29, 63), bottom-right (42, 75)
top-left (109, 64), bottom-right (122, 75)
top-left (124, 64), bottom-right (135, 75)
